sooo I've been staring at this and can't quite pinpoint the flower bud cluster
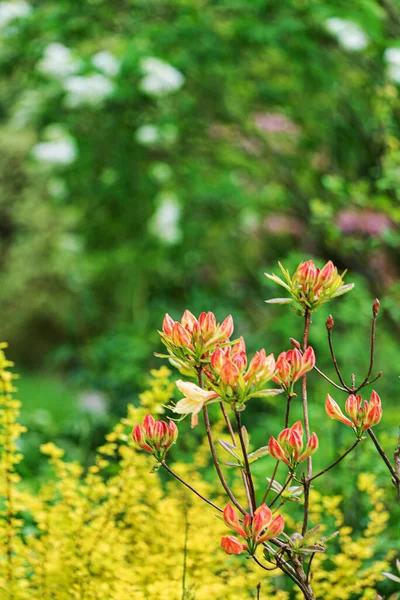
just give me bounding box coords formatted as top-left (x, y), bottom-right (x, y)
top-left (273, 347), bottom-right (315, 395)
top-left (268, 421), bottom-right (318, 471)
top-left (221, 503), bottom-right (285, 556)
top-left (265, 260), bottom-right (354, 312)
top-left (204, 337), bottom-right (278, 409)
top-left (325, 391), bottom-right (382, 438)
top-left (132, 414), bottom-right (178, 462)
top-left (159, 311), bottom-right (234, 376)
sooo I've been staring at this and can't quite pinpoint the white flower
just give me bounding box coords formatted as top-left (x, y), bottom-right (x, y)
top-left (63, 74), bottom-right (114, 107)
top-left (32, 126), bottom-right (77, 165)
top-left (0, 1), bottom-right (31, 28)
top-left (91, 51), bottom-right (120, 77)
top-left (326, 18), bottom-right (368, 51)
top-left (31, 139), bottom-right (77, 165)
top-left (38, 43), bottom-right (80, 79)
top-left (140, 57), bottom-right (184, 96)
top-left (135, 124), bottom-right (160, 145)
top-left (384, 48), bottom-right (400, 82)
top-left (149, 193), bottom-right (182, 245)
top-left (174, 380), bottom-right (219, 428)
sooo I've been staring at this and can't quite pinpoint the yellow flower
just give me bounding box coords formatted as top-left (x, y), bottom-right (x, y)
top-left (174, 380), bottom-right (219, 427)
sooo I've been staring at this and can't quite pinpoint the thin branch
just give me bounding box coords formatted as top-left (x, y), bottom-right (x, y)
top-left (327, 327), bottom-right (349, 389)
top-left (220, 402), bottom-right (236, 443)
top-left (368, 429), bottom-right (400, 485)
top-left (309, 439), bottom-right (361, 482)
top-left (302, 309), bottom-right (312, 536)
top-left (198, 368), bottom-right (246, 515)
top-left (306, 552), bottom-right (316, 584)
top-left (269, 475), bottom-right (293, 508)
top-left (358, 309), bottom-right (377, 388)
top-left (261, 460), bottom-right (279, 504)
top-left (313, 365), bottom-right (349, 392)
top-left (235, 410), bottom-right (257, 513)
top-left (161, 462), bottom-right (222, 512)
top-left (284, 395), bottom-right (293, 428)
top-left (202, 406), bottom-right (247, 515)
top-left (220, 402), bottom-right (254, 512)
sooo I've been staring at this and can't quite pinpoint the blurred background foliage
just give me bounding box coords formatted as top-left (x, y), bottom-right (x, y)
top-left (0, 0), bottom-right (400, 593)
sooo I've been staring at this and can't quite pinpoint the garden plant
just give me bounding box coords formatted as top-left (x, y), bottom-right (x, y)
top-left (134, 259), bottom-right (400, 599)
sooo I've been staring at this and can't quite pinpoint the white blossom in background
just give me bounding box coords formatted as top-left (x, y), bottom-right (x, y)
top-left (11, 89), bottom-right (42, 129)
top-left (0, 1), bottom-right (31, 28)
top-left (149, 193), bottom-right (182, 245)
top-left (31, 124), bottom-right (77, 165)
top-left (326, 18), bottom-right (368, 51)
top-left (140, 57), bottom-right (184, 96)
top-left (63, 74), bottom-right (114, 107)
top-left (38, 43), bottom-right (80, 79)
top-left (135, 124), bottom-right (160, 145)
top-left (384, 48), bottom-right (400, 83)
top-left (92, 51), bottom-right (120, 77)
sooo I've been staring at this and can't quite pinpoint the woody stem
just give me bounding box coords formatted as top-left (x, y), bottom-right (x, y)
top-left (198, 368), bottom-right (246, 515)
top-left (301, 309), bottom-right (312, 536)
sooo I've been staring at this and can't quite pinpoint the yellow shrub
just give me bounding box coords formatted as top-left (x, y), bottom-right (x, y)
top-left (0, 348), bottom-right (393, 599)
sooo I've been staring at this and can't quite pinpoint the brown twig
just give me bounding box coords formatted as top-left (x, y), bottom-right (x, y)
top-left (327, 326), bottom-right (348, 389)
top-left (309, 439), bottom-right (361, 482)
top-left (161, 462), bottom-right (222, 512)
top-left (235, 410), bottom-right (257, 513)
top-left (301, 309), bottom-right (312, 536)
top-left (261, 461), bottom-right (280, 504)
top-left (367, 429), bottom-right (400, 489)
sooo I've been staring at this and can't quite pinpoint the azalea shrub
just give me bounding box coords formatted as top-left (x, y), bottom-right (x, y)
top-left (133, 259), bottom-right (400, 600)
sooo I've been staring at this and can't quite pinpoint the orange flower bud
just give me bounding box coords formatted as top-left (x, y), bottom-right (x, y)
top-left (373, 298), bottom-right (380, 316)
top-left (325, 394), bottom-right (353, 428)
top-left (143, 414), bottom-right (156, 437)
top-left (268, 436), bottom-right (290, 466)
top-left (181, 310), bottom-right (198, 333)
top-left (299, 432), bottom-right (319, 461)
top-left (172, 322), bottom-right (192, 348)
top-left (258, 514), bottom-right (285, 543)
top-left (223, 504), bottom-right (246, 538)
top-left (162, 313), bottom-right (175, 336)
top-left (220, 315), bottom-right (234, 339)
top-left (220, 359), bottom-right (240, 387)
top-left (221, 536), bottom-right (245, 555)
top-left (210, 348), bottom-right (226, 371)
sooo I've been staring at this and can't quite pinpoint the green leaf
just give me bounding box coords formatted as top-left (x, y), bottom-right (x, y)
top-left (248, 446), bottom-right (269, 463)
top-left (265, 298), bottom-right (293, 304)
top-left (248, 389), bottom-right (283, 399)
top-left (264, 273), bottom-right (292, 291)
top-left (241, 425), bottom-right (249, 453)
top-left (331, 283), bottom-right (355, 298)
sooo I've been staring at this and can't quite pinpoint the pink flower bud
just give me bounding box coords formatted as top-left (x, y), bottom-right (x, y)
top-left (203, 311), bottom-right (217, 335)
top-left (258, 514), bottom-right (285, 542)
top-left (181, 310), bottom-right (198, 333)
top-left (143, 414), bottom-right (156, 437)
top-left (162, 313), bottom-right (175, 336)
top-left (288, 429), bottom-right (303, 460)
top-left (252, 504), bottom-right (272, 539)
top-left (165, 421), bottom-right (179, 449)
top-left (268, 437), bottom-right (290, 466)
top-left (302, 346), bottom-right (315, 371)
top-left (325, 394), bottom-right (353, 428)
top-left (320, 260), bottom-right (335, 282)
top-left (172, 322), bottom-right (192, 348)
top-left (220, 315), bottom-right (234, 339)
top-left (153, 421), bottom-right (168, 448)
top-left (132, 424), bottom-right (152, 453)
top-left (219, 359), bottom-right (240, 387)
top-left (210, 348), bottom-right (226, 371)
top-left (223, 504), bottom-right (246, 538)
top-left (299, 432), bottom-right (319, 461)
top-left (345, 394), bottom-right (361, 423)
top-left (221, 535), bottom-right (245, 555)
